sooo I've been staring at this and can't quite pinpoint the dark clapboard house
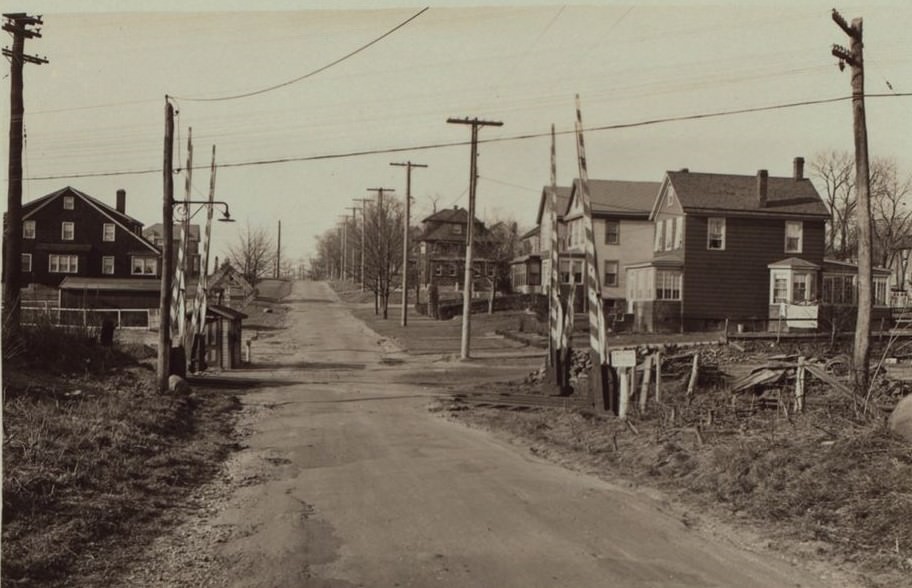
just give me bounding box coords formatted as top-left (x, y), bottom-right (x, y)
top-left (625, 157), bottom-right (893, 333)
top-left (18, 187), bottom-right (163, 315)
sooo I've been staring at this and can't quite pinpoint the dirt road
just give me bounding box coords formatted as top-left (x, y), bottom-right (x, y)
top-left (127, 281), bottom-right (844, 587)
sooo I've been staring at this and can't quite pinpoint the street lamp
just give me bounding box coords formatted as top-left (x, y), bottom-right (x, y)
top-left (174, 200), bottom-right (235, 223)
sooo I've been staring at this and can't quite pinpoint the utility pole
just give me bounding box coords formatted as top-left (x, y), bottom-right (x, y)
top-left (275, 220), bottom-right (281, 279)
top-left (832, 9), bottom-right (872, 395)
top-left (158, 97), bottom-right (176, 392)
top-left (367, 188), bottom-right (395, 318)
top-left (3, 13), bottom-right (46, 332)
top-left (446, 117), bottom-right (503, 359)
top-left (391, 161), bottom-right (428, 327)
top-left (354, 197), bottom-right (371, 292)
top-left (338, 216), bottom-right (348, 282)
top-left (345, 207), bottom-right (360, 285)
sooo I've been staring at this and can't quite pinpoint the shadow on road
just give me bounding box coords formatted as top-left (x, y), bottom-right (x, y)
top-left (243, 361), bottom-right (368, 371)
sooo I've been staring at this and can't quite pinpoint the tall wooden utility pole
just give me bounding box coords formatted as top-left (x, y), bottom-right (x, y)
top-left (158, 97), bottom-right (176, 392)
top-left (832, 9), bottom-right (872, 395)
top-left (447, 117), bottom-right (503, 359)
top-left (338, 216), bottom-right (348, 282)
top-left (367, 188), bottom-right (395, 318)
top-left (391, 161), bottom-right (427, 327)
top-left (3, 13), bottom-right (46, 332)
top-left (345, 206), bottom-right (360, 283)
top-left (275, 220), bottom-right (281, 278)
top-left (354, 197), bottom-right (372, 291)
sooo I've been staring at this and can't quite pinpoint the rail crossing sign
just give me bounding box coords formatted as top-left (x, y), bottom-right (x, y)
top-left (610, 349), bottom-right (637, 368)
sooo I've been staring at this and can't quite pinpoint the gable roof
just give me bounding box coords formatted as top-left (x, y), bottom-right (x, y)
top-left (567, 179), bottom-right (661, 218)
top-left (23, 186), bottom-right (159, 254)
top-left (421, 206), bottom-right (475, 224)
top-left (144, 222), bottom-right (202, 241)
top-left (534, 186), bottom-right (572, 225)
top-left (662, 171), bottom-right (829, 218)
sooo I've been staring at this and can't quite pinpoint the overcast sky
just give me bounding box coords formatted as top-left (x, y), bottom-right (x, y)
top-left (3, 1), bottom-right (911, 268)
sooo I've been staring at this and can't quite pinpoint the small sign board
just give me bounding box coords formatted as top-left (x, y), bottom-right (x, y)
top-left (610, 349), bottom-right (636, 368)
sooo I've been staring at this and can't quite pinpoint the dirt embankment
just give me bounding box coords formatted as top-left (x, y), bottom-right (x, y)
top-left (435, 342), bottom-right (912, 588)
top-left (2, 329), bottom-right (242, 587)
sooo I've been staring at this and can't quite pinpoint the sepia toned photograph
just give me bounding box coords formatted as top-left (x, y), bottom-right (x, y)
top-left (2, 1), bottom-right (911, 586)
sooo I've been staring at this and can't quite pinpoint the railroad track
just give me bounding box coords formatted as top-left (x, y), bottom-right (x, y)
top-left (450, 392), bottom-right (590, 410)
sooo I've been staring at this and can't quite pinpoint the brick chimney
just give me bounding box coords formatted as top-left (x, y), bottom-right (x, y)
top-left (793, 156), bottom-right (805, 181)
top-left (757, 170), bottom-right (768, 207)
top-left (116, 189), bottom-right (126, 213)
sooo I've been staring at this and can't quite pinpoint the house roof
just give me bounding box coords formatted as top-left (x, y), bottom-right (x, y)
top-left (534, 186), bottom-right (572, 225)
top-left (144, 223), bottom-right (202, 241)
top-left (823, 259), bottom-right (892, 275)
top-left (567, 179), bottom-right (661, 218)
top-left (520, 225), bottom-right (539, 240)
top-left (664, 171), bottom-right (829, 218)
top-left (208, 304), bottom-right (248, 320)
top-left (209, 263), bottom-right (255, 292)
top-left (768, 257), bottom-right (821, 270)
top-left (23, 186), bottom-right (160, 254)
top-left (421, 206), bottom-right (474, 224)
top-left (418, 207), bottom-right (491, 242)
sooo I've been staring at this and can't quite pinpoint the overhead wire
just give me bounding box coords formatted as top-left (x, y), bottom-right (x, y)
top-left (23, 92), bottom-right (912, 182)
top-left (169, 7), bottom-right (430, 103)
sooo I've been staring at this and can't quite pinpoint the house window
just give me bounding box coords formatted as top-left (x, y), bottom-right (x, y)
top-left (604, 260), bottom-right (619, 287)
top-left (23, 220), bottom-right (36, 239)
top-left (773, 274), bottom-right (789, 303)
top-left (663, 218), bottom-right (675, 251)
top-left (604, 220), bottom-right (619, 245)
top-left (655, 270), bottom-right (681, 300)
top-left (792, 272), bottom-right (812, 302)
top-left (707, 217), bottom-right (725, 250)
top-left (63, 196), bottom-right (74, 210)
top-left (434, 264), bottom-right (443, 277)
top-left (448, 264), bottom-right (457, 277)
top-left (674, 216), bottom-right (684, 249)
top-left (528, 263), bottom-right (541, 286)
top-left (875, 276), bottom-right (889, 306)
top-left (103, 223), bottom-right (115, 242)
top-left (102, 256), bottom-right (115, 275)
top-left (486, 263), bottom-right (496, 278)
top-left (49, 254), bottom-right (78, 274)
top-left (452, 224), bottom-right (463, 235)
top-left (559, 259), bottom-right (571, 284)
top-left (653, 221), bottom-right (664, 252)
top-left (61, 222), bottom-right (75, 241)
top-left (131, 256), bottom-right (157, 275)
top-left (572, 260), bottom-right (583, 284)
top-left (785, 221), bottom-right (803, 253)
top-left (21, 253), bottom-right (31, 273)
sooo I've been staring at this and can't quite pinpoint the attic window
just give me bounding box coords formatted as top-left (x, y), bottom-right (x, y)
top-left (63, 196), bottom-right (74, 210)
top-left (452, 224), bottom-right (463, 235)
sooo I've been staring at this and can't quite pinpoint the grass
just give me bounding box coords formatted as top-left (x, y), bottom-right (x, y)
top-left (435, 345), bottom-right (912, 588)
top-left (2, 320), bottom-right (241, 587)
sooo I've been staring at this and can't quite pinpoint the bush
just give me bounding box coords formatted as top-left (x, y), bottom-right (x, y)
top-left (434, 294), bottom-right (547, 320)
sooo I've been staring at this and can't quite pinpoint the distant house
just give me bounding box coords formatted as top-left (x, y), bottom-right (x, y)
top-left (626, 158), bottom-right (892, 332)
top-left (563, 178), bottom-right (660, 314)
top-left (416, 206), bottom-right (497, 292)
top-left (17, 187), bottom-right (160, 301)
top-left (143, 222), bottom-right (202, 277)
top-left (510, 186), bottom-right (571, 295)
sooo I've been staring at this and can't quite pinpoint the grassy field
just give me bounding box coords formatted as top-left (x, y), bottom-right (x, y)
top-left (2, 322), bottom-right (241, 586)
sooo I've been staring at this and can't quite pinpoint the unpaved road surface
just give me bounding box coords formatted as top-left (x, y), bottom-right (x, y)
top-left (124, 281), bottom-right (848, 587)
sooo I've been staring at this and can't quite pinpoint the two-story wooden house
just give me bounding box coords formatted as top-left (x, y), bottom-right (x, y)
top-left (19, 186), bottom-right (160, 289)
top-left (416, 206), bottom-right (497, 293)
top-left (563, 178), bottom-right (660, 315)
top-left (143, 223), bottom-right (202, 277)
top-left (624, 158), bottom-right (890, 332)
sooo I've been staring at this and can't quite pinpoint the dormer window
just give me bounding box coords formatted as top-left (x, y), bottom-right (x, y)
top-left (63, 196), bottom-right (74, 210)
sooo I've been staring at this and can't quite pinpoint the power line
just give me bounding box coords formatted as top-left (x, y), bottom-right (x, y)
top-left (23, 91), bottom-right (912, 182)
top-left (170, 7), bottom-right (430, 103)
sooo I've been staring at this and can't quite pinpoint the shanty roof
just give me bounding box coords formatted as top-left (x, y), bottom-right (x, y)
top-left (59, 277), bottom-right (201, 293)
top-left (664, 171), bottom-right (829, 218)
top-left (567, 179), bottom-right (661, 218)
top-left (23, 186), bottom-right (159, 253)
top-left (144, 223), bottom-right (202, 241)
top-left (208, 304), bottom-right (247, 320)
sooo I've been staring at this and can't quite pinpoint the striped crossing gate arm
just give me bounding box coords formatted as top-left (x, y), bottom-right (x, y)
top-left (574, 95), bottom-right (606, 363)
top-left (548, 124), bottom-right (562, 361)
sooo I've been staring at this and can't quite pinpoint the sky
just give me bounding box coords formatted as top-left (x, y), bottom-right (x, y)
top-left (3, 1), bottom-right (911, 271)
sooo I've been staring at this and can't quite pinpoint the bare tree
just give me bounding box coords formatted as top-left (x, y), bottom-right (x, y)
top-left (361, 196), bottom-right (405, 319)
top-left (481, 218), bottom-right (522, 313)
top-left (226, 222), bottom-right (276, 286)
top-left (870, 157), bottom-right (912, 276)
top-left (811, 150), bottom-right (856, 258)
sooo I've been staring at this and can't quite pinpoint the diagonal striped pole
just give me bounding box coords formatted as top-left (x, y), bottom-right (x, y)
top-left (574, 95), bottom-right (606, 365)
top-left (548, 124), bottom-right (561, 368)
top-left (171, 128), bottom-right (192, 344)
top-left (189, 145), bottom-right (216, 345)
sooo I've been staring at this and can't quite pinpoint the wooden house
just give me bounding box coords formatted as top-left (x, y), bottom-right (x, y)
top-left (416, 206), bottom-right (498, 293)
top-left (208, 262), bottom-right (256, 310)
top-left (510, 186), bottom-right (571, 295)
